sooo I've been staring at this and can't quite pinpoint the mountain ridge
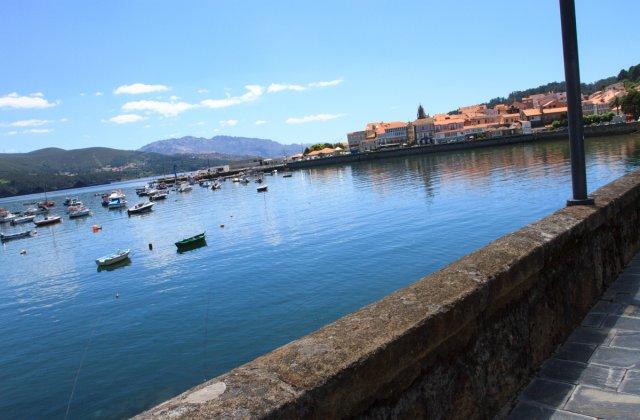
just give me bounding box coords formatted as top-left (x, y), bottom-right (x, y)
top-left (139, 135), bottom-right (306, 158)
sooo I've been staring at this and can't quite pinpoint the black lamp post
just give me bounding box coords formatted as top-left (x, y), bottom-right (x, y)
top-left (559, 0), bottom-right (594, 206)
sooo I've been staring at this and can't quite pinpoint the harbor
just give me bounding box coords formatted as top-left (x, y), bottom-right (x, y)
top-left (1, 133), bottom-right (640, 418)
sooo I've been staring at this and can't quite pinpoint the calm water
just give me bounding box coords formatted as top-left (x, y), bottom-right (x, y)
top-left (2, 134), bottom-right (640, 419)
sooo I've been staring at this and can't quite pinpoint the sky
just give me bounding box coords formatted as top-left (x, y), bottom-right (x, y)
top-left (1, 0), bottom-right (639, 153)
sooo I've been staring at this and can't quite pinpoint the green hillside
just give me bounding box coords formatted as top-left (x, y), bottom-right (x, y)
top-left (0, 147), bottom-right (226, 198)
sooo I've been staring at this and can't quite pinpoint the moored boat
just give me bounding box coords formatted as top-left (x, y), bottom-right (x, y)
top-left (69, 207), bottom-right (91, 218)
top-left (127, 202), bottom-right (154, 215)
top-left (11, 214), bottom-right (36, 225)
top-left (96, 249), bottom-right (130, 267)
top-left (1, 230), bottom-right (36, 242)
top-left (257, 185), bottom-right (268, 192)
top-left (34, 215), bottom-right (62, 227)
top-left (149, 191), bottom-right (168, 201)
top-left (282, 172), bottom-right (293, 178)
top-left (211, 182), bottom-right (222, 190)
top-left (0, 211), bottom-right (17, 224)
top-left (175, 232), bottom-right (206, 252)
top-left (177, 182), bottom-right (192, 193)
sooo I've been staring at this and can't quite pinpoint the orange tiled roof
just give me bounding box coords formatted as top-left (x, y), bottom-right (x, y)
top-left (542, 106), bottom-right (568, 114)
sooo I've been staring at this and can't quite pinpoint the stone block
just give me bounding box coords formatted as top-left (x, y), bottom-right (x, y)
top-left (520, 378), bottom-right (575, 408)
top-left (555, 342), bottom-right (597, 363)
top-left (564, 385), bottom-right (640, 419)
top-left (508, 401), bottom-right (596, 419)
top-left (602, 315), bottom-right (640, 331)
top-left (539, 359), bottom-right (625, 389)
top-left (611, 331), bottom-right (640, 349)
top-left (590, 346), bottom-right (640, 369)
top-left (620, 370), bottom-right (640, 396)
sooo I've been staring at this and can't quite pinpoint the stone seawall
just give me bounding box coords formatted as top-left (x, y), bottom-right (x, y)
top-left (287, 122), bottom-right (640, 170)
top-left (137, 169), bottom-right (640, 419)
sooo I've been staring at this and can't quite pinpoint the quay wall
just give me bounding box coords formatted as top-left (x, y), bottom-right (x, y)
top-left (287, 121), bottom-right (640, 170)
top-left (138, 167), bottom-right (640, 418)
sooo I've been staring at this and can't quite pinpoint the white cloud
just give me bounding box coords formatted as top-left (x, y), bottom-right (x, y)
top-left (114, 83), bottom-right (170, 95)
top-left (192, 121), bottom-right (206, 126)
top-left (0, 92), bottom-right (57, 109)
top-left (122, 99), bottom-right (194, 117)
top-left (59, 118), bottom-right (69, 123)
top-left (10, 119), bottom-right (50, 127)
top-left (95, 91), bottom-right (103, 96)
top-left (197, 88), bottom-right (209, 94)
top-left (254, 120), bottom-right (268, 125)
top-left (308, 79), bottom-right (343, 88)
top-left (267, 83), bottom-right (306, 93)
top-left (285, 113), bottom-right (346, 124)
top-left (6, 131), bottom-right (18, 136)
top-left (25, 128), bottom-right (53, 134)
top-left (220, 119), bottom-right (238, 127)
top-left (109, 114), bottom-right (146, 124)
top-left (201, 85), bottom-right (263, 109)
top-left (267, 78), bottom-right (344, 93)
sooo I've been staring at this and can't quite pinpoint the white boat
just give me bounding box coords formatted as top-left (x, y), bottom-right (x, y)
top-left (34, 215), bottom-right (62, 227)
top-left (69, 207), bottom-right (92, 218)
top-left (257, 185), bottom-right (268, 193)
top-left (0, 212), bottom-right (17, 224)
top-left (11, 214), bottom-right (36, 225)
top-left (127, 202), bottom-right (154, 215)
top-left (1, 230), bottom-right (36, 242)
top-left (232, 177), bottom-right (240, 183)
top-left (95, 249), bottom-right (130, 267)
top-left (178, 182), bottom-right (192, 193)
top-left (211, 182), bottom-right (222, 190)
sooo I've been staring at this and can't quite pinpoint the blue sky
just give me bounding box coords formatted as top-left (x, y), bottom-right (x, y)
top-left (1, 0), bottom-right (639, 153)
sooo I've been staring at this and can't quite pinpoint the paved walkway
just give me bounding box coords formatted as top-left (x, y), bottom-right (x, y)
top-left (509, 253), bottom-right (640, 419)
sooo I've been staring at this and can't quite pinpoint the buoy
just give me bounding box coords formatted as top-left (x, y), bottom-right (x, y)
top-left (20, 249), bottom-right (27, 255)
top-left (220, 224), bottom-right (224, 228)
top-left (115, 292), bottom-right (119, 299)
top-left (148, 243), bottom-right (153, 250)
top-left (92, 225), bottom-right (102, 233)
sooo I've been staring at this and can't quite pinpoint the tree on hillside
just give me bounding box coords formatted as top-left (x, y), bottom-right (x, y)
top-left (417, 104), bottom-right (426, 119)
top-left (612, 96), bottom-right (621, 115)
top-left (621, 89), bottom-right (640, 120)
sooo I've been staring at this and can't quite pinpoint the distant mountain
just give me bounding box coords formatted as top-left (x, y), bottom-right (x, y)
top-left (140, 135), bottom-right (305, 158)
top-left (0, 147), bottom-right (225, 198)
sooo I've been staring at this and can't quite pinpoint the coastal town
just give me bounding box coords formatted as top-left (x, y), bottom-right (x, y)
top-left (285, 82), bottom-right (633, 162)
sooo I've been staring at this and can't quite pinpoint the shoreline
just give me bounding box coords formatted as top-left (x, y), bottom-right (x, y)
top-left (287, 121), bottom-right (640, 170)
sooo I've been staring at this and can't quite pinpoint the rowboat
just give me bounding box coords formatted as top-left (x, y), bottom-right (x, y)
top-left (34, 215), bottom-right (62, 227)
top-left (175, 232), bottom-right (206, 252)
top-left (257, 185), bottom-right (268, 192)
top-left (1, 230), bottom-right (36, 242)
top-left (96, 249), bottom-right (130, 267)
top-left (69, 207), bottom-right (91, 218)
top-left (11, 214), bottom-right (36, 225)
top-left (127, 202), bottom-right (154, 215)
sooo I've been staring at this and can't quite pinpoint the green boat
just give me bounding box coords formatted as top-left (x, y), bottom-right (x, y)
top-left (175, 232), bottom-right (206, 252)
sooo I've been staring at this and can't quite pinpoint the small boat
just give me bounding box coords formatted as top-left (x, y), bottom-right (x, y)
top-left (255, 178), bottom-right (263, 184)
top-left (11, 214), bottom-right (36, 225)
top-left (135, 187), bottom-right (151, 196)
top-left (127, 202), bottom-right (154, 215)
top-left (108, 197), bottom-right (127, 209)
top-left (272, 169), bottom-right (278, 174)
top-left (257, 185), bottom-right (268, 193)
top-left (199, 180), bottom-right (211, 188)
top-left (149, 191), bottom-right (168, 201)
top-left (96, 249), bottom-right (130, 267)
top-left (1, 230), bottom-right (36, 242)
top-left (24, 207), bottom-right (48, 216)
top-left (211, 182), bottom-right (222, 190)
top-left (178, 182), bottom-right (192, 193)
top-left (0, 211), bottom-right (17, 224)
top-left (175, 232), bottom-right (206, 252)
top-left (240, 178), bottom-right (250, 185)
top-left (34, 215), bottom-right (62, 227)
top-left (63, 197), bottom-right (81, 206)
top-left (232, 177), bottom-right (240, 183)
top-left (69, 207), bottom-right (92, 218)
top-left (37, 200), bottom-right (55, 209)
top-left (282, 173), bottom-right (293, 178)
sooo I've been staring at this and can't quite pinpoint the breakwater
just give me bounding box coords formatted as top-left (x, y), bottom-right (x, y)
top-left (288, 122), bottom-right (640, 170)
top-left (138, 167), bottom-right (640, 417)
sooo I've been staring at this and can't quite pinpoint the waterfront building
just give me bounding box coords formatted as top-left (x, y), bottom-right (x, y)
top-left (413, 117), bottom-right (436, 145)
top-left (582, 83), bottom-right (627, 116)
top-left (541, 106), bottom-right (568, 125)
top-left (522, 92), bottom-right (567, 109)
top-left (434, 115), bottom-right (465, 132)
top-left (347, 130), bottom-right (366, 154)
top-left (520, 108), bottom-right (544, 127)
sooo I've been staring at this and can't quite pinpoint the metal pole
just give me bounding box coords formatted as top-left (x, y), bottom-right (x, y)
top-left (560, 0), bottom-right (593, 206)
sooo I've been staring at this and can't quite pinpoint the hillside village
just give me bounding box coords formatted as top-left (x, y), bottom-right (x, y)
top-left (339, 82), bottom-right (631, 156)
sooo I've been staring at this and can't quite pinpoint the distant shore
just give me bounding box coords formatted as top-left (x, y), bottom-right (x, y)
top-left (287, 122), bottom-right (640, 170)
